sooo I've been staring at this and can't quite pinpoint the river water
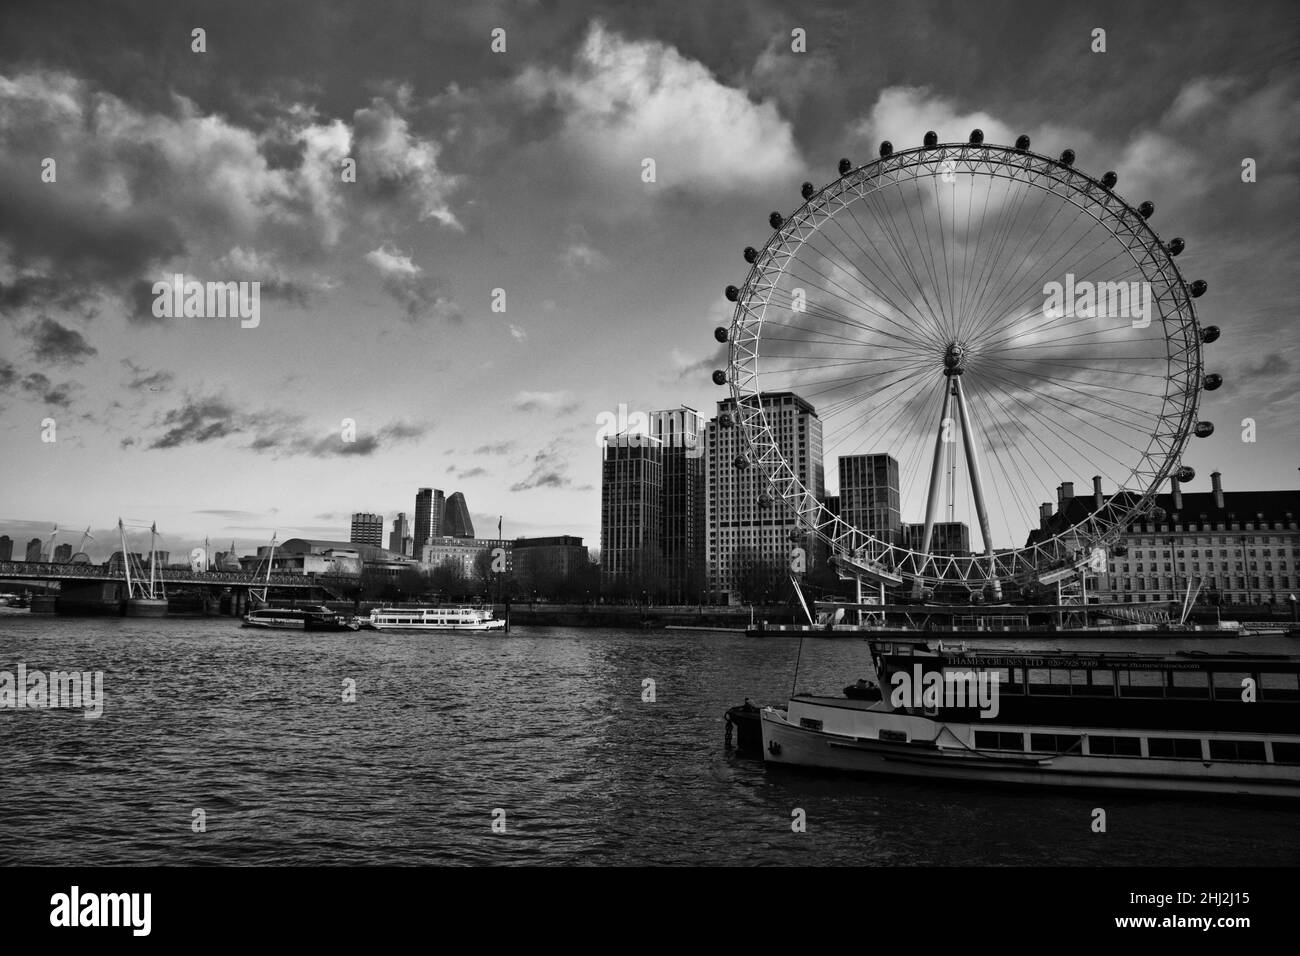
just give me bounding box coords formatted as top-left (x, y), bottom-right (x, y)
top-left (1, 616), bottom-right (1296, 865)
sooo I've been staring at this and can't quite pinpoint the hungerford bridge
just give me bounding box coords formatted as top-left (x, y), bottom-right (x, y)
top-left (0, 559), bottom-right (356, 613)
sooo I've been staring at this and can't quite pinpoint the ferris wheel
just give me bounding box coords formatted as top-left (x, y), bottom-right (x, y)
top-left (714, 130), bottom-right (1221, 599)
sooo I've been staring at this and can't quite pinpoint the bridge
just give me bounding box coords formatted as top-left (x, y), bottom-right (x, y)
top-left (0, 560), bottom-right (358, 591)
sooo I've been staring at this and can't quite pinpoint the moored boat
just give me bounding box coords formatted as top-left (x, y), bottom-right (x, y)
top-left (760, 639), bottom-right (1300, 797)
top-left (368, 605), bottom-right (506, 632)
top-left (242, 605), bottom-right (360, 631)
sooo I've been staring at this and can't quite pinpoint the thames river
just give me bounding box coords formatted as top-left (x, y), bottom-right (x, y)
top-left (1, 616), bottom-right (1297, 866)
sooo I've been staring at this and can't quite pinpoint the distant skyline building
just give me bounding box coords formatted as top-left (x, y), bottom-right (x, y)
top-left (839, 454), bottom-right (902, 547)
top-left (650, 406), bottom-right (705, 603)
top-left (421, 536), bottom-right (512, 579)
top-left (389, 512), bottom-right (412, 556)
top-left (414, 488), bottom-right (445, 549)
top-left (442, 492), bottom-right (475, 538)
top-left (25, 538), bottom-right (42, 562)
top-left (600, 433), bottom-right (663, 592)
top-left (0, 536), bottom-right (11, 561)
top-left (903, 521), bottom-right (971, 557)
top-left (1033, 472), bottom-right (1299, 606)
top-left (512, 536), bottom-right (588, 593)
top-left (349, 512), bottom-right (384, 547)
top-left (706, 392), bottom-right (824, 604)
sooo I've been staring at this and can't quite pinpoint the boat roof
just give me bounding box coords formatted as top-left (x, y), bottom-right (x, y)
top-left (873, 640), bottom-right (1300, 668)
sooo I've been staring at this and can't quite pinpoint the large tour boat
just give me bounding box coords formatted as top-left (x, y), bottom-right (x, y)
top-left (758, 640), bottom-right (1300, 798)
top-left (368, 606), bottom-right (506, 632)
top-left (242, 605), bottom-right (360, 631)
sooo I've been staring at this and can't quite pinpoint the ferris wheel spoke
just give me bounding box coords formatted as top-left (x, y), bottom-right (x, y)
top-left (977, 357), bottom-right (1162, 428)
top-left (854, 186), bottom-right (953, 343)
top-left (973, 243), bottom-right (1145, 348)
top-left (764, 285), bottom-right (930, 352)
top-left (965, 373), bottom-right (1131, 491)
top-left (823, 214), bottom-right (946, 340)
top-left (780, 257), bottom-right (943, 352)
top-left (964, 374), bottom-right (1118, 516)
top-left (959, 178), bottom-right (1056, 341)
top-left (965, 196), bottom-right (1085, 341)
top-left (824, 369), bottom-right (939, 456)
top-left (908, 175), bottom-right (962, 338)
top-left (980, 353), bottom-right (1171, 387)
top-left (959, 172), bottom-right (1039, 343)
top-left (974, 364), bottom-right (1156, 447)
top-left (955, 170), bottom-right (1000, 329)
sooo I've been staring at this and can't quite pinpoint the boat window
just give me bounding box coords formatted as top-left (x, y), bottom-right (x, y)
top-left (1271, 742), bottom-right (1300, 765)
top-left (1147, 737), bottom-right (1204, 759)
top-left (1208, 739), bottom-right (1267, 762)
top-left (1260, 672), bottom-right (1300, 701)
top-left (1030, 733), bottom-right (1081, 753)
top-left (975, 731), bottom-right (1024, 751)
top-left (1086, 735), bottom-right (1141, 756)
top-left (1007, 667), bottom-right (1025, 691)
top-left (1168, 670), bottom-right (1210, 699)
top-left (1211, 671), bottom-right (1253, 700)
top-left (799, 718), bottom-right (823, 731)
top-left (1118, 669), bottom-right (1165, 698)
top-left (1075, 669), bottom-right (1115, 697)
top-left (1027, 668), bottom-right (1070, 696)
top-left (988, 667), bottom-right (1012, 692)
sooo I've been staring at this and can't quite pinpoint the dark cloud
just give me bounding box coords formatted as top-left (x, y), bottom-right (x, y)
top-left (139, 392), bottom-right (430, 457)
top-left (121, 359), bottom-right (175, 391)
top-left (473, 441), bottom-right (515, 455)
top-left (24, 316), bottom-right (97, 365)
top-left (18, 371), bottom-right (76, 408)
top-left (510, 440), bottom-right (581, 491)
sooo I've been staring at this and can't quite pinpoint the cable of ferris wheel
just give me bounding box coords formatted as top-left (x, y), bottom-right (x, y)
top-left (780, 253), bottom-right (949, 352)
top-left (976, 356), bottom-right (1158, 431)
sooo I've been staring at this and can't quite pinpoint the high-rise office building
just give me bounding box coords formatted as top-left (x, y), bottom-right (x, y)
top-left (600, 434), bottom-right (663, 591)
top-left (25, 538), bottom-right (42, 562)
top-left (650, 406), bottom-right (705, 603)
top-left (0, 536), bottom-right (11, 561)
top-left (839, 454), bottom-right (902, 546)
top-left (903, 521), bottom-right (971, 556)
top-left (389, 513), bottom-right (411, 556)
top-left (706, 392), bottom-right (824, 603)
top-left (349, 512), bottom-right (384, 547)
top-left (53, 542), bottom-right (73, 562)
top-left (443, 492), bottom-right (475, 538)
top-left (414, 488), bottom-right (445, 550)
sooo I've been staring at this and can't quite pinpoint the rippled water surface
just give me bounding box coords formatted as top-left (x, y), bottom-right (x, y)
top-left (2, 616), bottom-right (1297, 866)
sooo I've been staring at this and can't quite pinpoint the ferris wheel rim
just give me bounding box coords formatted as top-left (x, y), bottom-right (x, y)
top-left (725, 139), bottom-right (1206, 590)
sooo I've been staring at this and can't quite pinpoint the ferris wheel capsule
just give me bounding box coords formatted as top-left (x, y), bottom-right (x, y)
top-left (769, 212), bottom-right (784, 229)
top-left (801, 182), bottom-right (815, 200)
top-left (923, 131), bottom-right (938, 147)
top-left (720, 413), bottom-right (733, 427)
top-left (1189, 279), bottom-right (1208, 297)
top-left (1060, 149), bottom-right (1076, 166)
top-left (712, 369), bottom-right (727, 385)
top-left (1176, 465), bottom-right (1196, 483)
top-left (1194, 422), bottom-right (1215, 438)
top-left (725, 285), bottom-right (739, 301)
top-left (1201, 325), bottom-right (1220, 343)
top-left (1167, 237), bottom-right (1185, 256)
top-left (1015, 134), bottom-right (1031, 150)
top-left (1101, 171), bottom-right (1118, 188)
top-left (1139, 201), bottom-right (1155, 219)
top-left (879, 141), bottom-right (893, 157)
top-left (1204, 372), bottom-right (1222, 390)
top-left (714, 327), bottom-right (729, 343)
top-left (733, 455), bottom-right (749, 470)
top-left (969, 129), bottom-right (984, 144)
top-left (838, 158), bottom-right (852, 175)
top-left (743, 246), bottom-right (758, 263)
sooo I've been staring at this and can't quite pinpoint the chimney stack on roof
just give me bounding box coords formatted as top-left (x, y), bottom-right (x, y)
top-left (1058, 481), bottom-right (1074, 503)
top-left (1171, 475), bottom-right (1183, 511)
top-left (1093, 475), bottom-right (1103, 510)
top-left (1040, 501), bottom-right (1054, 529)
top-left (1212, 471), bottom-right (1224, 509)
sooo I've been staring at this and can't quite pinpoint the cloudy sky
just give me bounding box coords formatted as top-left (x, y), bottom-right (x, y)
top-left (1, 0), bottom-right (1296, 558)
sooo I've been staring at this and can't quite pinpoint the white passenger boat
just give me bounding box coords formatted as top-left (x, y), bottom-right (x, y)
top-left (760, 640), bottom-right (1300, 797)
top-left (368, 606), bottom-right (506, 631)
